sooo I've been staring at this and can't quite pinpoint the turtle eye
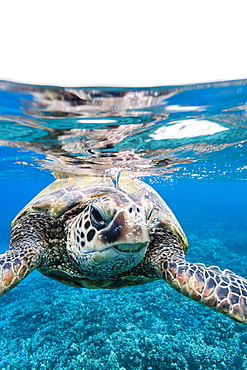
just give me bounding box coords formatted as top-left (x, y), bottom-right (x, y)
top-left (91, 206), bottom-right (106, 230)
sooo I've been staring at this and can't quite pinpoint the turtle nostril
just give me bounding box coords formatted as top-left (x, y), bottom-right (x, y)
top-left (129, 206), bottom-right (140, 214)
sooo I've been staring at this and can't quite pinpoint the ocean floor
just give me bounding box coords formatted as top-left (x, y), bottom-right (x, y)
top-left (1, 221), bottom-right (247, 370)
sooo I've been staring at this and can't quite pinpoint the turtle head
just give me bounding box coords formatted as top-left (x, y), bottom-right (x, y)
top-left (66, 191), bottom-right (152, 277)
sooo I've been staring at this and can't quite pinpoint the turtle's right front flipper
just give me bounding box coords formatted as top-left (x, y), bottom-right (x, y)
top-left (0, 213), bottom-right (49, 297)
top-left (0, 248), bottom-right (40, 296)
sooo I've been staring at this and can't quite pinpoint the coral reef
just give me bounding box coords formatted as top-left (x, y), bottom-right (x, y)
top-left (0, 220), bottom-right (247, 370)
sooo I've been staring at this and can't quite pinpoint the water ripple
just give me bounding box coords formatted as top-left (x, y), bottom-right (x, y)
top-left (1, 79), bottom-right (247, 179)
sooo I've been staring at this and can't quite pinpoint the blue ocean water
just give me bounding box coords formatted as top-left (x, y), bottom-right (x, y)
top-left (0, 80), bottom-right (247, 369)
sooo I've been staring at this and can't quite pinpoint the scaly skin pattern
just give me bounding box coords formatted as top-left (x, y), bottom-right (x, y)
top-left (0, 213), bottom-right (48, 297)
top-left (0, 248), bottom-right (39, 296)
top-left (156, 230), bottom-right (247, 324)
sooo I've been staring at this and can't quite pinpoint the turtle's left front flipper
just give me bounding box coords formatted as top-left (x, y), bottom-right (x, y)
top-left (158, 257), bottom-right (247, 324)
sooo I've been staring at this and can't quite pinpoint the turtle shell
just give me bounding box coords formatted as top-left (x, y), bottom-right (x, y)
top-left (11, 171), bottom-right (188, 252)
top-left (11, 175), bottom-right (114, 227)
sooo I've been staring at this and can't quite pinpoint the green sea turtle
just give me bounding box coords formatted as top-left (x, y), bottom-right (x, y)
top-left (1, 172), bottom-right (247, 324)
